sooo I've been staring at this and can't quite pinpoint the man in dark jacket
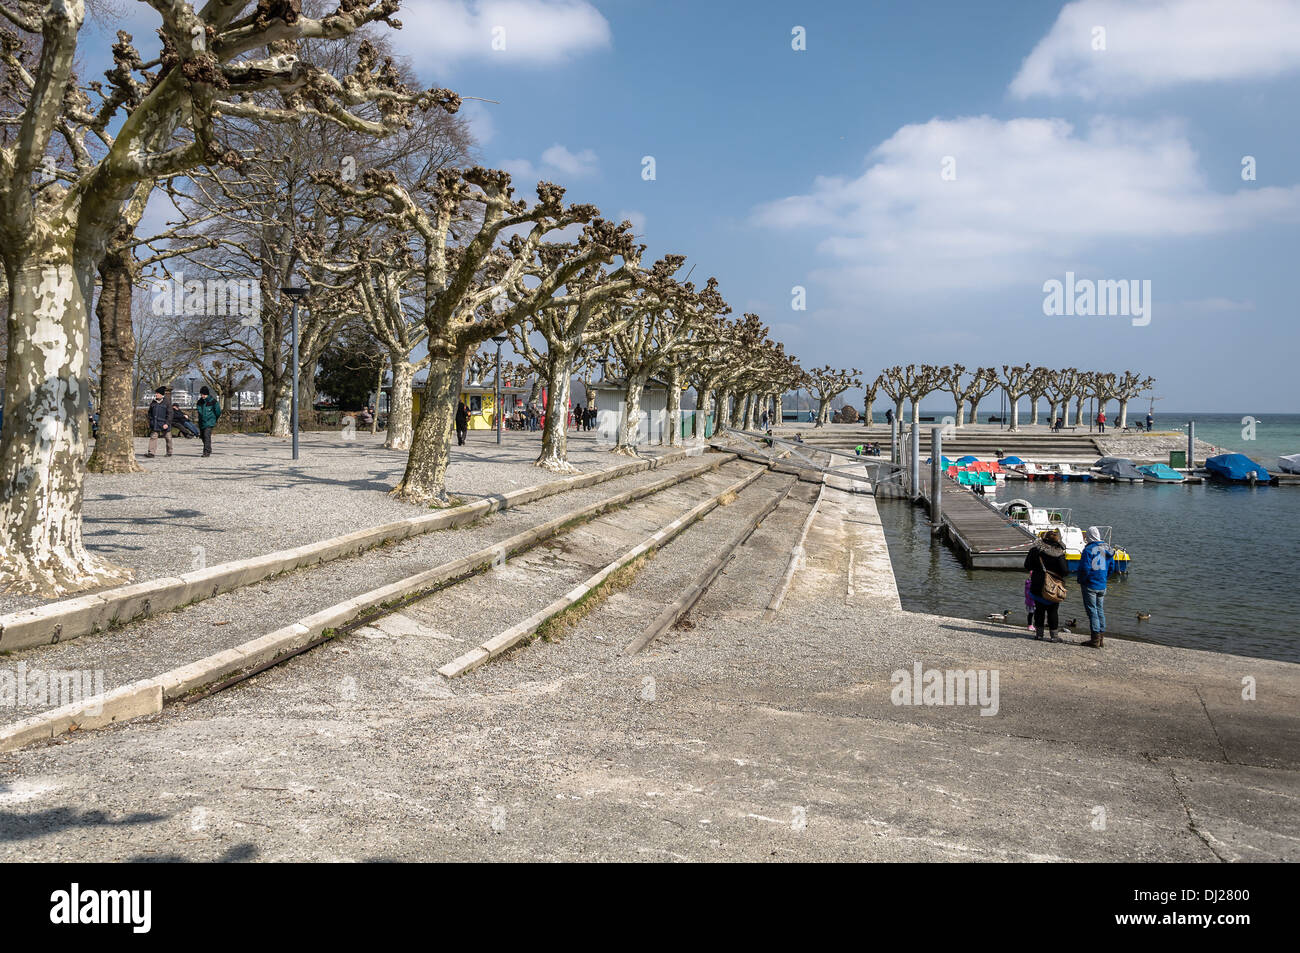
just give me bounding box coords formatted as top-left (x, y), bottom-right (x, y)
top-left (1078, 526), bottom-right (1110, 648)
top-left (196, 386), bottom-right (222, 457)
top-left (1023, 529), bottom-right (1069, 642)
top-left (146, 387), bottom-right (172, 457)
top-left (455, 400), bottom-right (469, 446)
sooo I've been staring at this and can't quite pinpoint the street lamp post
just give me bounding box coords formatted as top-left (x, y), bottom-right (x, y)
top-left (282, 286), bottom-right (309, 460)
top-left (492, 334), bottom-right (507, 445)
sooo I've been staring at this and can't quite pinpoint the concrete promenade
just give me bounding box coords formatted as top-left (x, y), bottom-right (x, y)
top-left (2, 469), bottom-right (1294, 861)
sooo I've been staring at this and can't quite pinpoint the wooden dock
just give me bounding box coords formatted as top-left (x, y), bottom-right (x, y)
top-left (916, 471), bottom-right (1036, 569)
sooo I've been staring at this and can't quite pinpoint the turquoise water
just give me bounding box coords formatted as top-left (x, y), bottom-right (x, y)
top-left (878, 477), bottom-right (1300, 664)
top-left (1160, 412), bottom-right (1300, 467)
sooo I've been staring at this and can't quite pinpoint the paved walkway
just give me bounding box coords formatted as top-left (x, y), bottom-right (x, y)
top-left (3, 467), bottom-right (1292, 861)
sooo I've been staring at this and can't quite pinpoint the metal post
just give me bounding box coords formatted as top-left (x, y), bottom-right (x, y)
top-left (930, 427), bottom-right (943, 527)
top-left (890, 414), bottom-right (900, 465)
top-left (290, 299), bottom-right (300, 461)
top-left (1187, 421), bottom-right (1195, 470)
top-left (910, 420), bottom-right (920, 499)
top-left (494, 338), bottom-right (504, 445)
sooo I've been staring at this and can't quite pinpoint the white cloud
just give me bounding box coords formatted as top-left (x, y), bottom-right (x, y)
top-left (615, 209), bottom-right (647, 235)
top-left (499, 143), bottom-right (599, 185)
top-left (389, 0), bottom-right (611, 67)
top-left (539, 144), bottom-right (599, 177)
top-left (1011, 0), bottom-right (1300, 99)
top-left (753, 114), bottom-right (1300, 297)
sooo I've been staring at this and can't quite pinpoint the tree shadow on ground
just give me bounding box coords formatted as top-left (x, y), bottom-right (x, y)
top-left (128, 842), bottom-right (260, 863)
top-left (0, 805), bottom-right (167, 842)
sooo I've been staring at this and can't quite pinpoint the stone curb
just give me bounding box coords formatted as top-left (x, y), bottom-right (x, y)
top-left (764, 475), bottom-right (827, 620)
top-left (0, 452), bottom-right (734, 752)
top-left (440, 463), bottom-right (768, 679)
top-left (0, 448), bottom-right (701, 653)
top-left (625, 475), bottom-right (795, 655)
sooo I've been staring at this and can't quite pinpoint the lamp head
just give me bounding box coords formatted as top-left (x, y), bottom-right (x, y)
top-left (491, 335), bottom-right (507, 344)
top-left (281, 286), bottom-right (309, 301)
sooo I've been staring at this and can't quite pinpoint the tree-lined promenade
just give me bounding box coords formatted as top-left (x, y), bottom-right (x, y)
top-left (0, 1), bottom-right (1154, 601)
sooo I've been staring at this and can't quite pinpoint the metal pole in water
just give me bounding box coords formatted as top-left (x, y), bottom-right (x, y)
top-left (1187, 421), bottom-right (1195, 470)
top-left (891, 414), bottom-right (900, 465)
top-left (930, 427), bottom-right (943, 527)
top-left (910, 420), bottom-right (921, 500)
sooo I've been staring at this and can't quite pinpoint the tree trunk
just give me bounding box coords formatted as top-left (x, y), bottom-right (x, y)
top-left (1075, 394), bottom-right (1086, 428)
top-left (954, 397), bottom-right (966, 427)
top-left (909, 397), bottom-right (921, 425)
top-left (385, 357), bottom-right (415, 450)
top-left (614, 374), bottom-right (647, 455)
top-left (1118, 398), bottom-right (1130, 429)
top-left (1009, 394), bottom-right (1022, 432)
top-left (968, 396), bottom-right (985, 425)
top-left (371, 359), bottom-right (383, 436)
top-left (814, 396), bottom-right (829, 427)
top-left (717, 388), bottom-right (732, 430)
top-left (392, 347), bottom-right (466, 505)
top-left (1030, 395), bottom-right (1040, 426)
top-left (774, 393), bottom-right (783, 427)
top-left (861, 391), bottom-right (873, 426)
top-left (665, 366), bottom-right (682, 447)
top-left (270, 376), bottom-right (292, 437)
top-left (537, 346), bottom-right (577, 471)
top-left (695, 383), bottom-right (715, 439)
top-left (0, 256), bottom-right (133, 595)
top-left (86, 249), bottom-right (143, 474)
top-left (894, 398), bottom-right (905, 424)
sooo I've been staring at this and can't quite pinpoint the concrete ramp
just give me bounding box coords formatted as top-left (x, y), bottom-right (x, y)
top-left (796, 483), bottom-right (901, 611)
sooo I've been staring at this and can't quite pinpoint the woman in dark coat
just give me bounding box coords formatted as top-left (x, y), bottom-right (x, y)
top-left (455, 400), bottom-right (470, 446)
top-left (1024, 529), bottom-right (1069, 642)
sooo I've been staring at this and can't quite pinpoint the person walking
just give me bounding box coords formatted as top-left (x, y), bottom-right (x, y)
top-left (885, 407), bottom-right (894, 426)
top-left (1096, 408), bottom-right (1106, 433)
top-left (455, 399), bottom-right (469, 446)
top-left (196, 386), bottom-right (222, 457)
top-left (1024, 529), bottom-right (1070, 642)
top-left (1079, 526), bottom-right (1110, 648)
top-left (1145, 411), bottom-right (1153, 432)
top-left (146, 387), bottom-right (172, 457)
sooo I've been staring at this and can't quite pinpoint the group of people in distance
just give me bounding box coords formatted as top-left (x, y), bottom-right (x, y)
top-left (145, 385), bottom-right (222, 458)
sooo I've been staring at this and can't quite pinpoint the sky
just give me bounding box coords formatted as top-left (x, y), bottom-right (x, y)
top-left (94, 0), bottom-right (1300, 412)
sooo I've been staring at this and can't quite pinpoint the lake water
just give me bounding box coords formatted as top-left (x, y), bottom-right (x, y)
top-left (877, 473), bottom-right (1300, 664)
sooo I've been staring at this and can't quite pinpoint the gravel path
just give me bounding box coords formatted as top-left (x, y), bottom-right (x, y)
top-left (0, 430), bottom-right (666, 615)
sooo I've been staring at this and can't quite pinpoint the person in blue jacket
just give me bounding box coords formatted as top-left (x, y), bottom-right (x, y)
top-left (1079, 526), bottom-right (1111, 648)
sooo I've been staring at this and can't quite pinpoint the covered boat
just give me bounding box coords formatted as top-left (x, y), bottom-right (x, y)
top-left (1096, 457), bottom-right (1144, 482)
top-left (1278, 453), bottom-right (1300, 474)
top-left (999, 455), bottom-right (1025, 465)
top-left (1205, 453), bottom-right (1271, 483)
top-left (956, 455), bottom-right (979, 465)
top-left (1137, 463), bottom-right (1185, 483)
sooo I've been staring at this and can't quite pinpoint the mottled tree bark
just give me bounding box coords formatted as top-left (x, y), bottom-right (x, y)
top-left (665, 365), bottom-right (682, 447)
top-left (0, 256), bottom-right (133, 594)
top-left (386, 356), bottom-right (415, 451)
top-left (537, 345), bottom-right (577, 471)
top-left (614, 374), bottom-right (648, 455)
top-left (393, 347), bottom-right (467, 505)
top-left (86, 249), bottom-right (143, 474)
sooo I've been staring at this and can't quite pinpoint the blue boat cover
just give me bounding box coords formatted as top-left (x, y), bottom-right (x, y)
top-left (1205, 453), bottom-right (1270, 482)
top-left (1137, 463), bottom-right (1185, 481)
top-left (956, 455), bottom-right (979, 464)
top-left (1000, 455), bottom-right (1025, 465)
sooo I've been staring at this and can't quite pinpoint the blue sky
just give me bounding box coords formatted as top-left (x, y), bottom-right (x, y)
top-left (96, 1), bottom-right (1300, 412)
top-left (387, 0), bottom-right (1300, 412)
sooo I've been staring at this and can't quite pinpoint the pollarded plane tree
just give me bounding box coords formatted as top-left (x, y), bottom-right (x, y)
top-left (172, 29), bottom-right (473, 438)
top-left (301, 227), bottom-right (430, 450)
top-left (743, 342), bottom-right (798, 432)
top-left (514, 227), bottom-right (646, 471)
top-left (606, 263), bottom-right (729, 455)
top-left (861, 373), bottom-right (883, 426)
top-left (963, 366), bottom-right (1000, 427)
top-left (878, 363), bottom-right (940, 427)
top-left (317, 164), bottom-right (629, 502)
top-left (0, 0), bottom-right (457, 594)
top-left (680, 311), bottom-right (731, 440)
top-left (807, 366), bottom-right (862, 427)
top-left (695, 311), bottom-right (765, 433)
top-left (1024, 365), bottom-right (1053, 427)
top-left (998, 363), bottom-right (1036, 432)
top-left (1043, 368), bottom-right (1082, 428)
top-left (1112, 370), bottom-right (1154, 430)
